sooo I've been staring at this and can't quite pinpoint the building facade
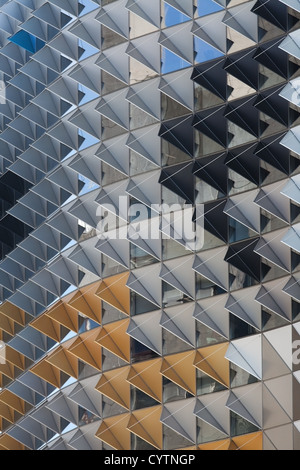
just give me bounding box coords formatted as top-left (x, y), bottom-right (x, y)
top-left (0, 0), bottom-right (298, 450)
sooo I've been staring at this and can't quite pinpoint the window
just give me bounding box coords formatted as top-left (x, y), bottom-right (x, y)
top-left (131, 292), bottom-right (157, 316)
top-left (78, 315), bottom-right (99, 334)
top-left (161, 48), bottom-right (190, 74)
top-left (196, 0), bottom-right (224, 18)
top-left (162, 3), bottom-right (190, 27)
top-left (194, 37), bottom-right (223, 65)
top-left (78, 406), bottom-right (100, 426)
top-left (162, 281), bottom-right (191, 308)
top-left (197, 418), bottom-right (226, 445)
top-left (230, 314), bottom-right (257, 340)
top-left (230, 411), bottom-right (259, 437)
top-left (131, 338), bottom-right (159, 363)
top-left (131, 387), bottom-right (158, 410)
top-left (230, 363), bottom-right (258, 388)
top-left (196, 370), bottom-right (226, 396)
top-left (196, 273), bottom-right (226, 300)
top-left (163, 377), bottom-right (193, 403)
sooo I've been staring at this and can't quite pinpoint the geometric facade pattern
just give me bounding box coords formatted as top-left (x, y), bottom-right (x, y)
top-left (0, 0), bottom-right (299, 450)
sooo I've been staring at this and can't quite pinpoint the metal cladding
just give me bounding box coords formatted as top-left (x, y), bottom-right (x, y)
top-left (0, 0), bottom-right (298, 451)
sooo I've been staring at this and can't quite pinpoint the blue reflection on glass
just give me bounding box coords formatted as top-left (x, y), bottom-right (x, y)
top-left (78, 40), bottom-right (99, 61)
top-left (79, 0), bottom-right (99, 16)
top-left (79, 174), bottom-right (99, 196)
top-left (78, 85), bottom-right (99, 105)
top-left (10, 30), bottom-right (45, 53)
top-left (194, 37), bottom-right (224, 64)
top-left (78, 129), bottom-right (99, 150)
top-left (161, 47), bottom-right (190, 74)
top-left (164, 3), bottom-right (190, 26)
top-left (197, 0), bottom-right (224, 17)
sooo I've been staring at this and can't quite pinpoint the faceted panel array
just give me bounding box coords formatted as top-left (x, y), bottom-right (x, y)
top-left (0, 0), bottom-right (299, 451)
